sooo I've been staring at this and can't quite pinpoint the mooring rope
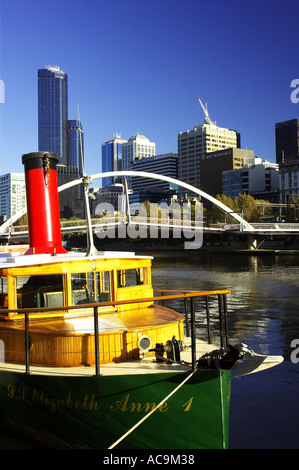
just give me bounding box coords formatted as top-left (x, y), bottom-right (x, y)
top-left (108, 368), bottom-right (198, 449)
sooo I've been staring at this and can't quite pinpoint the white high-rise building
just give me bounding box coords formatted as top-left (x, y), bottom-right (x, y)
top-left (0, 173), bottom-right (26, 220)
top-left (122, 133), bottom-right (156, 172)
top-left (178, 100), bottom-right (239, 190)
top-left (178, 123), bottom-right (238, 190)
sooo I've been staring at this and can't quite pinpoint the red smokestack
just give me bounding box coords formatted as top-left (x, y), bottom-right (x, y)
top-left (22, 152), bottom-right (68, 255)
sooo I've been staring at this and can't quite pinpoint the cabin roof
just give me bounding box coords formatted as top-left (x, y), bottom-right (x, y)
top-left (0, 250), bottom-right (153, 269)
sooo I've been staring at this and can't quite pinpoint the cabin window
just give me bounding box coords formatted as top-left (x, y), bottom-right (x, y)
top-left (17, 274), bottom-right (64, 309)
top-left (117, 268), bottom-right (147, 288)
top-left (71, 271), bottom-right (111, 305)
top-left (0, 277), bottom-right (8, 308)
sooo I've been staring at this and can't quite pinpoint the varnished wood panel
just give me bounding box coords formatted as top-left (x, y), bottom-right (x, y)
top-left (116, 285), bottom-right (153, 312)
top-left (0, 305), bottom-right (184, 367)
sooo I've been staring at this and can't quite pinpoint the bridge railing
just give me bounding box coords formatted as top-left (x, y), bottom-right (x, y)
top-left (225, 222), bottom-right (299, 231)
top-left (3, 220), bottom-right (299, 240)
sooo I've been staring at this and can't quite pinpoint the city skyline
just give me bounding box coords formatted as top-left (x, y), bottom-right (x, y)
top-left (0, 0), bottom-right (299, 179)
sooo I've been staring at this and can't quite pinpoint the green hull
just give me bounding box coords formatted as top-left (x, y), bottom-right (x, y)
top-left (0, 368), bottom-right (231, 449)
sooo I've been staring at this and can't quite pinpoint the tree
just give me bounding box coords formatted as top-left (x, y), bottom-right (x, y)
top-left (13, 213), bottom-right (28, 226)
top-left (205, 193), bottom-right (263, 224)
top-left (205, 194), bottom-right (235, 224)
top-left (234, 193), bottom-right (261, 222)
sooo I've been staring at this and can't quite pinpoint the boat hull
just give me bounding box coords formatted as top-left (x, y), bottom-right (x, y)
top-left (0, 368), bottom-right (231, 449)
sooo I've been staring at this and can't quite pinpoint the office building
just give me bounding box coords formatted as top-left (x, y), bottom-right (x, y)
top-left (0, 173), bottom-right (26, 220)
top-left (178, 121), bottom-right (239, 191)
top-left (275, 119), bottom-right (299, 164)
top-left (68, 119), bottom-right (84, 174)
top-left (56, 165), bottom-right (82, 219)
top-left (122, 134), bottom-right (155, 170)
top-left (38, 66), bottom-right (69, 165)
top-left (223, 156), bottom-right (279, 201)
top-left (200, 148), bottom-right (254, 198)
top-left (101, 135), bottom-right (127, 187)
top-left (38, 66), bottom-right (85, 217)
top-left (131, 153), bottom-right (178, 202)
top-left (279, 160), bottom-right (299, 204)
top-left (38, 66), bottom-right (84, 170)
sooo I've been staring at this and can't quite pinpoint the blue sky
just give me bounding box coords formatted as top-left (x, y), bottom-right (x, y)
top-left (0, 0), bottom-right (298, 179)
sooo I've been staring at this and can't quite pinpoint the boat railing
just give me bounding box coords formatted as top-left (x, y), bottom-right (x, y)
top-left (154, 289), bottom-right (229, 342)
top-left (0, 289), bottom-right (230, 375)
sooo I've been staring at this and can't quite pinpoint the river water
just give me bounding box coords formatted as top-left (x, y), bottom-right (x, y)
top-left (1, 251), bottom-right (298, 449)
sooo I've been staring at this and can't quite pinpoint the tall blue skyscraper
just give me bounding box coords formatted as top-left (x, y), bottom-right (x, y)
top-left (38, 66), bottom-right (69, 165)
top-left (101, 135), bottom-right (127, 187)
top-left (38, 66), bottom-right (85, 218)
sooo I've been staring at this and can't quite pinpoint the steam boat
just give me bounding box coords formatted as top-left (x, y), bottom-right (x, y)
top-left (0, 152), bottom-right (283, 449)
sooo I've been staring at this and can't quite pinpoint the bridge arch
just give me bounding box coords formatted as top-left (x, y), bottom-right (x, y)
top-left (88, 170), bottom-right (254, 230)
top-left (0, 170), bottom-right (253, 231)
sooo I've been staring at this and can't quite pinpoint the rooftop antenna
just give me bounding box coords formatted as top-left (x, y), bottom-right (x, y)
top-left (197, 97), bottom-right (216, 125)
top-left (77, 105), bottom-right (97, 257)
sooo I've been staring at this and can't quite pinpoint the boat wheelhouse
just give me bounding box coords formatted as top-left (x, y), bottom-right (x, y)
top-left (0, 250), bottom-right (187, 367)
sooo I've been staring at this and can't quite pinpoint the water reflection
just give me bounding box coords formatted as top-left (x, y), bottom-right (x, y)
top-left (151, 252), bottom-right (299, 352)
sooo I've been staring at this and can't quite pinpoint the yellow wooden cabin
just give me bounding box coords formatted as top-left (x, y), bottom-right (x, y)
top-left (0, 253), bottom-right (185, 367)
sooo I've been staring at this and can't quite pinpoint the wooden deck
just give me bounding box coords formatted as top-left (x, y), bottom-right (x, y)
top-left (0, 338), bottom-right (217, 376)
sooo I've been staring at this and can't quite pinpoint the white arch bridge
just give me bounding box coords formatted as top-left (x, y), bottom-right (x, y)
top-left (1, 170), bottom-right (299, 250)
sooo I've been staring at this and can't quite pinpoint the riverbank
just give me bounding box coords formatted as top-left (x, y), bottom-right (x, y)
top-left (135, 247), bottom-right (299, 258)
top-left (92, 237), bottom-right (299, 256)
top-left (7, 232), bottom-right (298, 257)
top-left (62, 228), bottom-right (299, 256)
top-left (143, 247), bottom-right (299, 256)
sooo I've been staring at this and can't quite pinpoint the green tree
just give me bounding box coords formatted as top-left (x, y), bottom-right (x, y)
top-left (292, 196), bottom-right (299, 208)
top-left (205, 193), bottom-right (263, 224)
top-left (13, 213), bottom-right (28, 226)
top-left (234, 193), bottom-right (261, 222)
top-left (205, 194), bottom-right (235, 224)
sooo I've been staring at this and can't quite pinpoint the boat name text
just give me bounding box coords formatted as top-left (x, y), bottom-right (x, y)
top-left (6, 386), bottom-right (194, 414)
top-left (7, 385), bottom-right (99, 413)
top-left (110, 393), bottom-right (194, 413)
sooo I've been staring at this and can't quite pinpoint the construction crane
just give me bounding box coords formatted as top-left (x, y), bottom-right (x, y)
top-left (197, 97), bottom-right (216, 126)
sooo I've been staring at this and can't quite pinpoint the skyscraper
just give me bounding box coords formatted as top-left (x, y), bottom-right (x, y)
top-left (68, 119), bottom-right (84, 175)
top-left (275, 119), bottom-right (299, 164)
top-left (178, 121), bottom-right (238, 191)
top-left (38, 66), bottom-right (69, 165)
top-left (122, 134), bottom-right (156, 172)
top-left (38, 66), bottom-right (84, 218)
top-left (101, 134), bottom-right (127, 187)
